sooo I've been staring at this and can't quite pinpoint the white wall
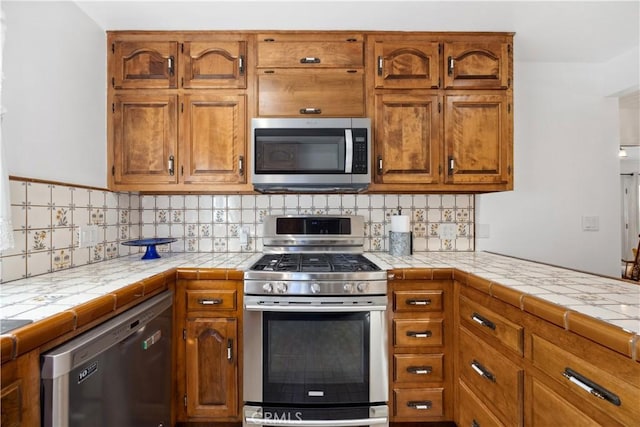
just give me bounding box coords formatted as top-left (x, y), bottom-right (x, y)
top-left (2, 1), bottom-right (106, 188)
top-left (476, 59), bottom-right (627, 276)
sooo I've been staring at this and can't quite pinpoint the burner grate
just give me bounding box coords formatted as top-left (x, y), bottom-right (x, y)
top-left (250, 254), bottom-right (380, 273)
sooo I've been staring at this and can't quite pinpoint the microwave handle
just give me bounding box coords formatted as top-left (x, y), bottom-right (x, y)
top-left (344, 129), bottom-right (353, 174)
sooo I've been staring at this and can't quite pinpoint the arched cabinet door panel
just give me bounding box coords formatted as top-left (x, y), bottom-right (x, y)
top-left (443, 41), bottom-right (511, 89)
top-left (112, 41), bottom-right (178, 89)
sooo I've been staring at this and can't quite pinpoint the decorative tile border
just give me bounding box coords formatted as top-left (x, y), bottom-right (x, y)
top-left (0, 178), bottom-right (474, 283)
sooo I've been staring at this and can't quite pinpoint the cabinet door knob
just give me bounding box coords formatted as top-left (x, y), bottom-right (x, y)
top-left (168, 155), bottom-right (175, 176)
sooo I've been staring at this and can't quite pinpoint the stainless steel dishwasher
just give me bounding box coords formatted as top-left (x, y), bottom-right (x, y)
top-left (41, 290), bottom-right (173, 427)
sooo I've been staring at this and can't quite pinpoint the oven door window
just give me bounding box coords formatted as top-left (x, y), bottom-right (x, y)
top-left (263, 311), bottom-right (369, 405)
top-left (255, 129), bottom-right (346, 174)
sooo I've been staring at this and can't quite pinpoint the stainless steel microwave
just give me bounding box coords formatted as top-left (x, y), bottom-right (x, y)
top-left (251, 117), bottom-right (371, 193)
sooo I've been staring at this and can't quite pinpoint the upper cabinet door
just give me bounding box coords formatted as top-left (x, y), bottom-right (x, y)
top-left (112, 41), bottom-right (178, 89)
top-left (112, 94), bottom-right (178, 185)
top-left (443, 42), bottom-right (510, 89)
top-left (444, 94), bottom-right (512, 185)
top-left (374, 41), bottom-right (441, 89)
top-left (182, 40), bottom-right (247, 89)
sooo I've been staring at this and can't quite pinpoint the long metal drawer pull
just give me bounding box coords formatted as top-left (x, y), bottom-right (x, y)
top-left (407, 299), bottom-right (431, 306)
top-left (300, 108), bottom-right (322, 114)
top-left (562, 368), bottom-right (621, 406)
top-left (244, 416), bottom-right (388, 426)
top-left (470, 360), bottom-right (496, 382)
top-left (407, 401), bottom-right (432, 410)
top-left (471, 312), bottom-right (496, 330)
top-left (406, 330), bottom-right (432, 338)
top-left (198, 298), bottom-right (223, 305)
top-left (407, 366), bottom-right (432, 375)
top-left (300, 57), bottom-right (321, 64)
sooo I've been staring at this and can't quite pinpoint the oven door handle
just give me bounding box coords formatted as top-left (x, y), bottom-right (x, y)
top-left (244, 416), bottom-right (388, 427)
top-left (244, 303), bottom-right (387, 313)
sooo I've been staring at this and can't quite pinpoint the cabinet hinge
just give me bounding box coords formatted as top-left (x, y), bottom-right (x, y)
top-left (508, 165), bottom-right (512, 175)
top-left (184, 394), bottom-right (187, 408)
top-left (111, 43), bottom-right (115, 54)
top-left (181, 43), bottom-right (184, 53)
top-left (111, 77), bottom-right (115, 88)
top-left (111, 165), bottom-right (115, 176)
top-left (438, 77), bottom-right (441, 89)
top-left (181, 165), bottom-right (184, 176)
top-left (112, 103), bottom-right (115, 113)
top-left (508, 104), bottom-right (511, 113)
top-left (438, 165), bottom-right (442, 175)
top-left (181, 103), bottom-right (184, 113)
top-left (508, 78), bottom-right (512, 88)
top-left (438, 102), bottom-right (441, 113)
top-left (183, 328), bottom-right (186, 340)
top-left (508, 44), bottom-right (512, 54)
top-left (181, 77), bottom-right (184, 88)
top-left (438, 43), bottom-right (442, 54)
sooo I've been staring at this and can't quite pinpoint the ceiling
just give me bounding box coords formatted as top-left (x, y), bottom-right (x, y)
top-left (73, 0), bottom-right (639, 63)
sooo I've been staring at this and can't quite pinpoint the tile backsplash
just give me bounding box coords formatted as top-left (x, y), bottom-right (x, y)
top-left (0, 178), bottom-right (474, 283)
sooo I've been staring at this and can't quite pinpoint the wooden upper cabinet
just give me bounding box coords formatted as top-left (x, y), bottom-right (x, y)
top-left (112, 41), bottom-right (178, 89)
top-left (257, 33), bottom-right (364, 68)
top-left (443, 41), bottom-right (510, 89)
top-left (258, 69), bottom-right (365, 117)
top-left (112, 94), bottom-right (178, 185)
top-left (181, 94), bottom-right (247, 184)
top-left (444, 94), bottom-right (511, 185)
top-left (374, 94), bottom-right (441, 184)
top-left (182, 39), bottom-right (247, 89)
top-left (374, 41), bottom-right (441, 89)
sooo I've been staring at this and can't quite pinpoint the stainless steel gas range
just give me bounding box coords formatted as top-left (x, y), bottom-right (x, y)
top-left (243, 215), bottom-right (389, 427)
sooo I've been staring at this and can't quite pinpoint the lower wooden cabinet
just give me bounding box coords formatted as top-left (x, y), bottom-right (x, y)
top-left (175, 278), bottom-right (242, 422)
top-left (389, 275), bottom-right (453, 422)
top-left (528, 376), bottom-right (600, 427)
top-left (184, 317), bottom-right (238, 418)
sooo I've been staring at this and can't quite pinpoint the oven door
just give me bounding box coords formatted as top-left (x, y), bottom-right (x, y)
top-left (243, 296), bottom-right (388, 407)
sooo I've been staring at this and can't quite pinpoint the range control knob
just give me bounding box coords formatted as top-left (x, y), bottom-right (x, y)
top-left (310, 283), bottom-right (321, 294)
top-left (343, 283), bottom-right (354, 293)
top-left (262, 283), bottom-right (273, 293)
top-left (275, 282), bottom-right (288, 294)
top-left (357, 282), bottom-right (369, 293)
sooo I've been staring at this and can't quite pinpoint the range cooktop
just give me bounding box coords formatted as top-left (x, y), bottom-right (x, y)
top-left (250, 253), bottom-right (381, 273)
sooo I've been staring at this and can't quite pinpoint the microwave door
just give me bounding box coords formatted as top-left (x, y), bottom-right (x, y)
top-left (344, 129), bottom-right (353, 174)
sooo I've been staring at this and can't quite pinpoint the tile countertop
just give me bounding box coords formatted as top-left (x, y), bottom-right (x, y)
top-left (1, 251), bottom-right (639, 337)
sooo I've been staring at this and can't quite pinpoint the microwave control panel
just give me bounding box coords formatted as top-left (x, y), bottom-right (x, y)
top-left (352, 129), bottom-right (368, 174)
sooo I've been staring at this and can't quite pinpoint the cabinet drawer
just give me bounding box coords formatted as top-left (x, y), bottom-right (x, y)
top-left (394, 290), bottom-right (443, 312)
top-left (393, 388), bottom-right (444, 418)
top-left (394, 319), bottom-right (443, 347)
top-left (394, 354), bottom-right (444, 383)
top-left (257, 41), bottom-right (364, 68)
top-left (186, 289), bottom-right (237, 312)
top-left (458, 379), bottom-right (505, 427)
top-left (531, 334), bottom-right (640, 426)
top-left (459, 295), bottom-right (523, 355)
top-left (257, 70), bottom-right (365, 117)
top-left (459, 327), bottom-right (523, 426)
top-left (530, 376), bottom-right (600, 427)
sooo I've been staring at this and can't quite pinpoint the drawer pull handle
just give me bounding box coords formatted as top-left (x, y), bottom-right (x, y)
top-left (300, 57), bottom-right (321, 64)
top-left (471, 420), bottom-right (480, 427)
top-left (407, 366), bottom-right (432, 375)
top-left (198, 298), bottom-right (223, 305)
top-left (562, 368), bottom-right (621, 406)
top-left (300, 108), bottom-right (322, 115)
top-left (407, 330), bottom-right (432, 338)
top-left (227, 338), bottom-right (233, 360)
top-left (471, 312), bottom-right (496, 330)
top-left (471, 360), bottom-right (496, 382)
top-left (407, 299), bottom-right (431, 306)
top-left (407, 401), bottom-right (431, 410)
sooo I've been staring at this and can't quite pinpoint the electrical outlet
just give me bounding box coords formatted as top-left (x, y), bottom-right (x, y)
top-left (439, 223), bottom-right (457, 240)
top-left (240, 226), bottom-right (250, 246)
top-left (78, 225), bottom-right (100, 247)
